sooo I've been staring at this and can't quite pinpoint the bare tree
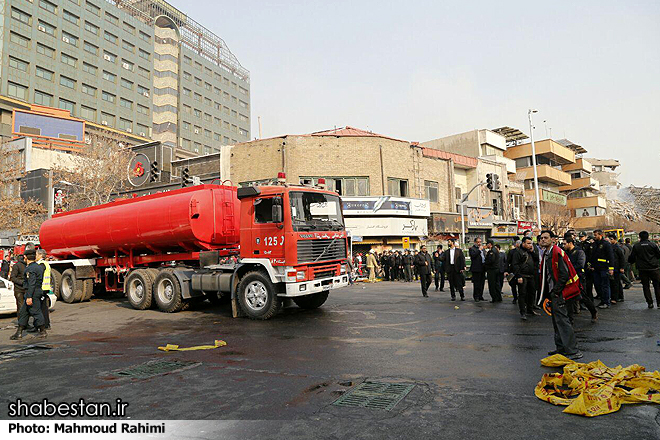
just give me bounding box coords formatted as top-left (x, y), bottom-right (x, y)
top-left (52, 134), bottom-right (132, 211)
top-left (541, 202), bottom-right (573, 233)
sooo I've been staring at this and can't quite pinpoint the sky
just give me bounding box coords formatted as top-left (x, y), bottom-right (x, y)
top-left (169, 0), bottom-right (660, 187)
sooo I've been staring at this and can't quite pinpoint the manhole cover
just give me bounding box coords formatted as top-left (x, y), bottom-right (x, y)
top-left (0, 345), bottom-right (53, 362)
top-left (332, 381), bottom-right (415, 411)
top-left (111, 359), bottom-right (200, 379)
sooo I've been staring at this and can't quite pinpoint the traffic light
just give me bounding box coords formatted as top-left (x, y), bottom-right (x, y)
top-left (486, 173), bottom-right (494, 190)
top-left (181, 167), bottom-right (190, 187)
top-left (150, 160), bottom-right (159, 183)
top-left (492, 174), bottom-right (500, 191)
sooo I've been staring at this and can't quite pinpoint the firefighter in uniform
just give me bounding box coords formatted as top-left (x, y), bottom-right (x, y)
top-left (10, 249), bottom-right (47, 340)
top-left (36, 249), bottom-right (52, 329)
top-left (590, 229), bottom-right (615, 308)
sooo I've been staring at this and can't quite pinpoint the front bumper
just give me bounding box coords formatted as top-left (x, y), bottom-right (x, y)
top-left (281, 275), bottom-right (349, 297)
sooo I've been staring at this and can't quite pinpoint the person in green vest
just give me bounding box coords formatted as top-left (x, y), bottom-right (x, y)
top-left (36, 249), bottom-right (52, 330)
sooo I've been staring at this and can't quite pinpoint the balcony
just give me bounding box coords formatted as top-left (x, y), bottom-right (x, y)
top-left (504, 139), bottom-right (576, 164)
top-left (567, 196), bottom-right (607, 210)
top-left (516, 164), bottom-right (572, 186)
top-left (573, 216), bottom-right (607, 230)
top-left (560, 177), bottom-right (600, 192)
top-left (562, 158), bottom-right (592, 174)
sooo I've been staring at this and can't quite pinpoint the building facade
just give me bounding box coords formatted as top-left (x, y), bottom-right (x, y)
top-left (0, 0), bottom-right (250, 158)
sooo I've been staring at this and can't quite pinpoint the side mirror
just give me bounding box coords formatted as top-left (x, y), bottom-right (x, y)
top-left (272, 204), bottom-right (283, 224)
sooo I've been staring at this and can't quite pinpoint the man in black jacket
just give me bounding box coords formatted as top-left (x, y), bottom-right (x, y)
top-left (608, 234), bottom-right (625, 303)
top-left (0, 253), bottom-right (10, 279)
top-left (629, 230), bottom-right (660, 308)
top-left (564, 238), bottom-right (598, 323)
top-left (414, 245), bottom-right (433, 297)
top-left (506, 239), bottom-right (521, 304)
top-left (10, 249), bottom-right (46, 340)
top-left (403, 250), bottom-right (413, 282)
top-left (511, 237), bottom-right (540, 319)
top-left (433, 247), bottom-right (445, 291)
top-left (484, 240), bottom-right (502, 302)
top-left (443, 239), bottom-right (465, 300)
top-left (591, 229), bottom-right (615, 308)
top-left (9, 254), bottom-right (27, 316)
top-left (469, 238), bottom-right (486, 302)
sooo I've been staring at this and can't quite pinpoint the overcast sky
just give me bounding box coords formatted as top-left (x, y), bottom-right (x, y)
top-left (169, 0), bottom-right (660, 187)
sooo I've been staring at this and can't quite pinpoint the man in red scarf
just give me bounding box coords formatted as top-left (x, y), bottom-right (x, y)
top-left (539, 230), bottom-right (583, 360)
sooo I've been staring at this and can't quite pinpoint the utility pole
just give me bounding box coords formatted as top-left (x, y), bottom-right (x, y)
top-left (528, 109), bottom-right (542, 231)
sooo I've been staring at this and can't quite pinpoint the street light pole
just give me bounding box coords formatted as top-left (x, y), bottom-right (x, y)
top-left (528, 109), bottom-right (542, 231)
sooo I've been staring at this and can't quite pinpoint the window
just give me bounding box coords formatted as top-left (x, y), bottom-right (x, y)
top-left (205, 67), bottom-right (212, 76)
top-left (137, 124), bottom-right (149, 136)
top-left (121, 60), bottom-right (134, 71)
top-left (137, 85), bottom-right (149, 96)
top-left (183, 88), bottom-right (191, 97)
top-left (515, 157), bottom-right (531, 169)
top-left (183, 56), bottom-right (192, 65)
top-left (181, 139), bottom-right (191, 150)
top-left (8, 82), bottom-right (28, 100)
top-left (139, 31), bottom-right (150, 42)
top-left (204, 113), bottom-right (212, 122)
top-left (81, 84), bottom-right (96, 97)
top-left (224, 136), bottom-right (230, 144)
top-left (223, 92), bottom-right (229, 102)
top-left (122, 40), bottom-right (135, 52)
top-left (10, 32), bottom-right (30, 48)
top-left (231, 96), bottom-right (238, 104)
top-left (239, 100), bottom-right (249, 109)
top-left (239, 128), bottom-right (248, 137)
top-left (195, 61), bottom-right (202, 71)
top-left (102, 91), bottom-right (116, 103)
top-left (183, 71), bottom-right (192, 81)
top-left (183, 105), bottom-right (191, 114)
top-left (388, 178), bottom-right (409, 197)
top-left (119, 118), bottom-right (132, 131)
top-left (182, 121), bottom-right (191, 131)
top-left (194, 109), bottom-right (202, 118)
top-left (214, 117), bottom-right (221, 125)
top-left (138, 49), bottom-right (150, 61)
top-left (120, 98), bottom-right (132, 109)
top-left (63, 10), bottom-right (79, 25)
top-left (204, 129), bottom-right (212, 139)
top-left (204, 82), bottom-right (212, 91)
top-left (85, 1), bottom-right (100, 16)
top-left (254, 198), bottom-right (275, 223)
top-left (194, 77), bottom-right (202, 86)
top-left (103, 51), bottom-right (116, 63)
top-left (36, 66), bottom-right (54, 80)
top-left (40, 0), bottom-right (58, 14)
top-left (121, 78), bottom-right (133, 90)
top-left (59, 99), bottom-right (75, 115)
top-left (85, 21), bottom-right (99, 35)
top-left (214, 133), bottom-right (221, 141)
top-left (239, 86), bottom-right (249, 96)
top-left (61, 53), bottom-right (77, 67)
top-left (231, 110), bottom-right (238, 118)
top-left (9, 57), bottom-right (28, 72)
top-left (231, 124), bottom-right (237, 133)
top-left (38, 20), bottom-right (56, 36)
top-left (137, 105), bottom-right (149, 116)
top-left (83, 41), bottom-right (98, 55)
top-left (11, 7), bottom-right (32, 25)
top-left (60, 76), bottom-right (76, 89)
top-left (138, 67), bottom-right (150, 79)
top-left (123, 22), bottom-right (136, 34)
top-left (194, 125), bottom-right (202, 135)
top-left (214, 87), bottom-right (221, 95)
top-left (62, 31), bottom-right (78, 47)
top-left (239, 113), bottom-right (248, 122)
top-left (37, 43), bottom-right (55, 58)
top-left (214, 102), bottom-right (222, 110)
top-left (204, 97), bottom-right (212, 107)
top-left (101, 112), bottom-right (115, 126)
top-left (34, 90), bottom-right (53, 106)
top-left (105, 12), bottom-right (119, 26)
top-left (80, 105), bottom-right (96, 120)
top-left (82, 62), bottom-right (97, 75)
top-left (424, 180), bottom-right (439, 203)
top-left (104, 32), bottom-right (118, 44)
top-left (301, 177), bottom-right (369, 196)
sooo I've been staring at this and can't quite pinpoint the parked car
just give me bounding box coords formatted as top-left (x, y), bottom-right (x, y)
top-left (0, 276), bottom-right (57, 316)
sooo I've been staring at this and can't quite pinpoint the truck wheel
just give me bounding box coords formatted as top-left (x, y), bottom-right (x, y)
top-left (125, 269), bottom-right (155, 310)
top-left (80, 279), bottom-right (94, 302)
top-left (293, 291), bottom-right (330, 310)
top-left (60, 269), bottom-right (84, 303)
top-left (51, 269), bottom-right (62, 299)
top-left (153, 269), bottom-right (184, 313)
top-left (237, 271), bottom-right (280, 320)
top-left (146, 269), bottom-right (160, 309)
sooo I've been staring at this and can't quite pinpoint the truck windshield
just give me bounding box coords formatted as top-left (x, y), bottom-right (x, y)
top-left (290, 191), bottom-right (344, 232)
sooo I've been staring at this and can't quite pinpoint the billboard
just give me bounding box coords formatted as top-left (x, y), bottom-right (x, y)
top-left (467, 207), bottom-right (494, 228)
top-left (345, 217), bottom-right (428, 237)
top-left (342, 196), bottom-right (430, 217)
top-left (13, 109), bottom-right (85, 143)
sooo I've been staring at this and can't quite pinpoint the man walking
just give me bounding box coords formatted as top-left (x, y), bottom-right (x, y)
top-left (469, 238), bottom-right (486, 301)
top-left (9, 254), bottom-right (27, 322)
top-left (366, 250), bottom-right (379, 283)
top-left (564, 237), bottom-right (598, 323)
top-left (443, 239), bottom-right (465, 301)
top-left (433, 247), bottom-right (445, 291)
top-left (539, 230), bottom-right (583, 360)
top-left (10, 249), bottom-right (47, 340)
top-left (591, 229), bottom-right (615, 309)
top-left (511, 237), bottom-right (540, 320)
top-left (619, 239), bottom-right (633, 289)
top-left (403, 250), bottom-right (413, 282)
top-left (629, 231), bottom-right (660, 308)
top-left (484, 240), bottom-right (503, 302)
top-left (414, 245), bottom-right (433, 297)
top-left (608, 234), bottom-right (625, 303)
top-left (506, 239), bottom-right (521, 304)
top-left (36, 249), bottom-right (52, 330)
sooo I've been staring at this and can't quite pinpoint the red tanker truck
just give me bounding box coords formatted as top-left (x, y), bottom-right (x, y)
top-left (38, 178), bottom-right (349, 319)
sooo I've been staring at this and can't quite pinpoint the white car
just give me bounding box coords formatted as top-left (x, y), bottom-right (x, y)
top-left (0, 276), bottom-right (57, 316)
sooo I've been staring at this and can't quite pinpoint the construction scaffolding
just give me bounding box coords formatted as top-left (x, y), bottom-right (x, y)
top-left (106, 0), bottom-right (250, 82)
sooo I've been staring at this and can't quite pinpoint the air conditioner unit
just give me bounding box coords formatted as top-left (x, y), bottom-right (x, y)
top-left (143, 92), bottom-right (149, 97)
top-left (194, 129), bottom-right (199, 134)
top-left (101, 120), bottom-right (108, 126)
top-left (139, 132), bottom-right (146, 136)
top-left (103, 54), bottom-right (112, 61)
top-left (38, 25), bottom-right (46, 32)
top-left (62, 36), bottom-right (70, 43)
top-left (126, 128), bottom-right (132, 133)
top-left (194, 148), bottom-right (199, 153)
top-left (122, 62), bottom-right (130, 69)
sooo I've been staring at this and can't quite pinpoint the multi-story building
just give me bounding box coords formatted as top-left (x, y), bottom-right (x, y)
top-left (0, 0), bottom-right (250, 159)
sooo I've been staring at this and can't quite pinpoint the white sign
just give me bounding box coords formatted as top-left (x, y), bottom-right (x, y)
top-left (310, 202), bottom-right (338, 216)
top-left (345, 217), bottom-right (428, 237)
top-left (342, 196), bottom-right (430, 217)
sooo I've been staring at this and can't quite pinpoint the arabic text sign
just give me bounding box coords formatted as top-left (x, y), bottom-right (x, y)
top-left (517, 221), bottom-right (534, 234)
top-left (467, 207), bottom-right (494, 228)
top-left (345, 217), bottom-right (428, 237)
top-left (491, 224), bottom-right (518, 237)
top-left (431, 213), bottom-right (464, 233)
top-left (342, 196), bottom-right (430, 217)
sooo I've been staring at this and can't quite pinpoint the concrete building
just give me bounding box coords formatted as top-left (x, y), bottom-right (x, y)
top-left (0, 0), bottom-right (250, 158)
top-left (585, 158), bottom-right (621, 188)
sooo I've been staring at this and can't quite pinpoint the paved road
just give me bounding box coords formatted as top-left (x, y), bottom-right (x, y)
top-left (1, 281), bottom-right (658, 439)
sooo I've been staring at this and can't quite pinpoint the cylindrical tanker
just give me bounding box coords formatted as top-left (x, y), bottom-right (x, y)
top-left (40, 185), bottom-right (241, 259)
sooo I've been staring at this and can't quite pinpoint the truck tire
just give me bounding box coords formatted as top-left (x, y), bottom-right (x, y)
top-left (153, 269), bottom-right (184, 313)
top-left (125, 269), bottom-right (155, 310)
top-left (80, 279), bottom-right (94, 302)
top-left (145, 268), bottom-right (160, 309)
top-left (60, 269), bottom-right (84, 303)
top-left (293, 291), bottom-right (329, 310)
top-left (237, 271), bottom-right (280, 320)
top-left (51, 269), bottom-right (62, 299)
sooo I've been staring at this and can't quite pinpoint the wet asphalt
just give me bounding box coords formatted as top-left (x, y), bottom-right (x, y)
top-left (0, 280), bottom-right (658, 439)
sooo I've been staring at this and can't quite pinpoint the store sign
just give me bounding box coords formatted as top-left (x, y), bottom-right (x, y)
top-left (541, 189), bottom-right (567, 206)
top-left (431, 213), bottom-right (464, 233)
top-left (402, 237), bottom-right (410, 249)
top-left (342, 196), bottom-right (430, 217)
top-left (517, 221), bottom-right (534, 234)
top-left (351, 236), bottom-right (363, 242)
top-left (345, 217), bottom-right (428, 237)
top-left (467, 207), bottom-right (494, 228)
top-left (491, 224), bottom-right (518, 237)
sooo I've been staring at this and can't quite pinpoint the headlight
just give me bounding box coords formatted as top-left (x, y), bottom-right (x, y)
top-left (297, 271), bottom-right (305, 280)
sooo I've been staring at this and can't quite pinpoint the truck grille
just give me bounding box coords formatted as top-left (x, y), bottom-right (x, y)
top-left (297, 239), bottom-right (346, 264)
top-left (313, 266), bottom-right (337, 280)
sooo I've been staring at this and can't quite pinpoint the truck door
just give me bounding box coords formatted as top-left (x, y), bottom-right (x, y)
top-left (251, 196), bottom-right (285, 263)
